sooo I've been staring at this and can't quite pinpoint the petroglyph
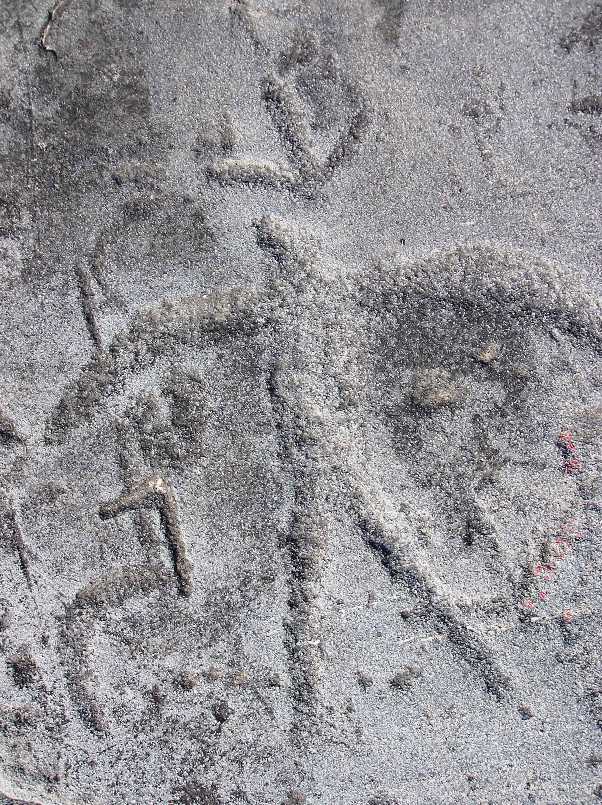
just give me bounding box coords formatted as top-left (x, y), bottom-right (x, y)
top-left (99, 474), bottom-right (193, 597)
top-left (3, 2), bottom-right (601, 802)
top-left (46, 231), bottom-right (602, 749)
top-left (206, 53), bottom-right (369, 198)
top-left (61, 562), bottom-right (174, 732)
top-left (0, 489), bottom-right (33, 591)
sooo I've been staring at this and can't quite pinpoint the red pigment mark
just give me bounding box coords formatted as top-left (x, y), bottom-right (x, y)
top-left (564, 457), bottom-right (582, 474)
top-left (557, 431), bottom-right (575, 449)
top-left (557, 431), bottom-right (583, 474)
top-left (519, 433), bottom-right (587, 615)
top-left (562, 520), bottom-right (585, 539)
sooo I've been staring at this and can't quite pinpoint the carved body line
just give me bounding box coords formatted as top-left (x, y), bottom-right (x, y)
top-left (267, 366), bottom-right (326, 745)
top-left (99, 475), bottom-right (193, 598)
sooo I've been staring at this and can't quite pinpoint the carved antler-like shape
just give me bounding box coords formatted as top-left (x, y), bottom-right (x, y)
top-left (59, 474), bottom-right (192, 733)
top-left (99, 476), bottom-right (192, 596)
top-left (207, 74), bottom-right (368, 198)
top-left (99, 474), bottom-right (192, 597)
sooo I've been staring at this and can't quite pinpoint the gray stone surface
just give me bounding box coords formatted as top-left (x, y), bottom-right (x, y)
top-left (0, 1), bottom-right (601, 802)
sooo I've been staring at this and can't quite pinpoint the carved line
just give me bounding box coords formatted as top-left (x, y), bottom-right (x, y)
top-left (62, 562), bottom-right (173, 732)
top-left (267, 368), bottom-right (325, 744)
top-left (0, 488), bottom-right (33, 591)
top-left (75, 262), bottom-right (102, 351)
top-left (99, 475), bottom-right (193, 597)
top-left (207, 73), bottom-right (369, 198)
top-left (344, 477), bottom-right (512, 700)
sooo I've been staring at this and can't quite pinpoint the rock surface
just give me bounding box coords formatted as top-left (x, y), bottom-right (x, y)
top-left (0, 1), bottom-right (601, 802)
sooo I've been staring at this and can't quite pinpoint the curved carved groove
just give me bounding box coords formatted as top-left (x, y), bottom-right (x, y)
top-left (45, 288), bottom-right (265, 443)
top-left (61, 562), bottom-right (174, 732)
